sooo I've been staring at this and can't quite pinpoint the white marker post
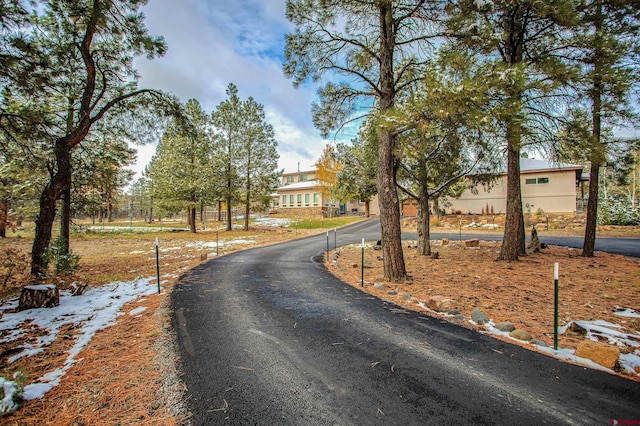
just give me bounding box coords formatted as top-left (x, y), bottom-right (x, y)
top-left (326, 231), bottom-right (329, 254)
top-left (155, 238), bottom-right (161, 294)
top-left (554, 262), bottom-right (559, 350)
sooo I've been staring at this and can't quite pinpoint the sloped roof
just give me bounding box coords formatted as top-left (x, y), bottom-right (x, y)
top-left (276, 180), bottom-right (322, 192)
top-left (519, 158), bottom-right (583, 173)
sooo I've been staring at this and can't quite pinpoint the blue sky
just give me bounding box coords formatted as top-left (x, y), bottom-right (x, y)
top-left (132, 0), bottom-right (339, 178)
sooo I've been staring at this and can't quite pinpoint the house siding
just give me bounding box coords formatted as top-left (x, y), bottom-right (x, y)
top-left (448, 169), bottom-right (580, 214)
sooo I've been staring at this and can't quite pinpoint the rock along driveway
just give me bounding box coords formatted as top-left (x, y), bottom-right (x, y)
top-left (172, 219), bottom-right (639, 425)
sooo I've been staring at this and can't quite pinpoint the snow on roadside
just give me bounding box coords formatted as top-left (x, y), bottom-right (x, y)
top-left (0, 277), bottom-right (162, 413)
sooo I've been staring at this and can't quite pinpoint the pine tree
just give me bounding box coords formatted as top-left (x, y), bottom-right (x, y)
top-left (560, 1), bottom-right (639, 257)
top-left (285, 0), bottom-right (445, 281)
top-left (147, 99), bottom-right (212, 233)
top-left (447, 1), bottom-right (578, 261)
top-left (238, 96), bottom-right (280, 230)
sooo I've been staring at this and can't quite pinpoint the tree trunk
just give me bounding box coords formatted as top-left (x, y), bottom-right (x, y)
top-left (245, 177), bottom-right (251, 231)
top-left (416, 186), bottom-right (431, 256)
top-left (499, 141), bottom-right (525, 261)
top-left (377, 130), bottom-right (406, 281)
top-left (0, 197), bottom-right (8, 238)
top-left (107, 190), bottom-right (113, 222)
top-left (218, 200), bottom-right (222, 222)
top-left (59, 174), bottom-right (72, 255)
top-left (226, 197), bottom-right (232, 231)
top-left (583, 163), bottom-right (600, 257)
top-left (376, 2), bottom-right (405, 281)
top-left (31, 141), bottom-right (72, 277)
top-left (189, 207), bottom-right (196, 233)
top-left (365, 200), bottom-right (370, 218)
top-left (18, 285), bottom-right (60, 311)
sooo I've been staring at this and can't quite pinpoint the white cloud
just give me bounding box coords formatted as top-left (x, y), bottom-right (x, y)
top-left (130, 0), bottom-right (337, 178)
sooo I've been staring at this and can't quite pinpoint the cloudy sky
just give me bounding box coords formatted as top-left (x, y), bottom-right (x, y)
top-left (130, 0), bottom-right (341, 179)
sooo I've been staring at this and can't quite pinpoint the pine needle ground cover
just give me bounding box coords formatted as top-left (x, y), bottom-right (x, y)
top-left (327, 233), bottom-right (640, 380)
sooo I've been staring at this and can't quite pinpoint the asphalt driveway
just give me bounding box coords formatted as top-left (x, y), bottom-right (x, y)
top-left (172, 219), bottom-right (640, 424)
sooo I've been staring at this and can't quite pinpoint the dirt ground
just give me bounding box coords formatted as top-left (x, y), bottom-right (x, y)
top-left (1, 219), bottom-right (639, 424)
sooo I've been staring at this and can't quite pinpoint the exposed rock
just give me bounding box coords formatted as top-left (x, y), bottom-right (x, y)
top-left (387, 290), bottom-right (398, 295)
top-left (400, 292), bottom-right (412, 301)
top-left (471, 308), bottom-right (489, 325)
top-left (447, 309), bottom-right (460, 315)
top-left (526, 225), bottom-right (541, 254)
top-left (509, 329), bottom-right (533, 341)
top-left (464, 239), bottom-right (480, 248)
top-left (454, 314), bottom-right (466, 321)
top-left (374, 283), bottom-right (385, 290)
top-left (495, 322), bottom-right (515, 332)
top-left (531, 339), bottom-right (548, 347)
top-left (575, 340), bottom-right (620, 369)
top-left (425, 296), bottom-right (452, 312)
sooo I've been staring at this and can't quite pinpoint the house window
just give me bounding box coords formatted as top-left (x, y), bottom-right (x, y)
top-left (297, 194), bottom-right (302, 206)
top-left (525, 178), bottom-right (537, 184)
top-left (299, 174), bottom-right (308, 182)
top-left (289, 194), bottom-right (294, 206)
top-left (537, 177), bottom-right (549, 184)
top-left (286, 176), bottom-right (294, 184)
top-left (282, 195), bottom-right (286, 207)
top-left (313, 193), bottom-right (319, 206)
top-left (304, 193), bottom-right (310, 206)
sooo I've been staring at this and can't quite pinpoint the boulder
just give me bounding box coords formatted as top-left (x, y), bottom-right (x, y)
top-left (425, 296), bottom-right (452, 312)
top-left (509, 329), bottom-right (533, 341)
top-left (575, 340), bottom-right (620, 369)
top-left (464, 239), bottom-right (480, 248)
top-left (471, 308), bottom-right (489, 325)
top-left (495, 322), bottom-right (515, 332)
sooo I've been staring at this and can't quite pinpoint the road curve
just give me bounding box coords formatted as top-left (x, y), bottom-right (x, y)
top-left (172, 219), bottom-right (640, 425)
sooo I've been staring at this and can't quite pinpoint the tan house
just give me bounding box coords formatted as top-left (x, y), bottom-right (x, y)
top-left (446, 158), bottom-right (584, 215)
top-left (272, 168), bottom-right (379, 217)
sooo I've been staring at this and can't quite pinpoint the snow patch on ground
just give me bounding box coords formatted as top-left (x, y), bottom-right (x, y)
top-left (0, 277), bottom-right (161, 409)
top-left (252, 217), bottom-right (295, 227)
top-left (417, 301), bottom-right (640, 377)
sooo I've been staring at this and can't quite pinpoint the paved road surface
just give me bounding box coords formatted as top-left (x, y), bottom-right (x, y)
top-left (172, 219), bottom-right (640, 425)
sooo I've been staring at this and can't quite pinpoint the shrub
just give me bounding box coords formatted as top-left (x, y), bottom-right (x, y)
top-left (598, 195), bottom-right (640, 226)
top-left (42, 237), bottom-right (81, 277)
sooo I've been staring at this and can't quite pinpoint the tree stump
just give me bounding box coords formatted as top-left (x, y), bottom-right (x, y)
top-left (18, 285), bottom-right (60, 311)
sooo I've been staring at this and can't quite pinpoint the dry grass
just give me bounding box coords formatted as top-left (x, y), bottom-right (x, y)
top-left (0, 222), bottom-right (319, 425)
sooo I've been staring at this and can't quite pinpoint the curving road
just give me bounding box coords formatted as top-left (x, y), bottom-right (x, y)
top-left (172, 219), bottom-right (640, 425)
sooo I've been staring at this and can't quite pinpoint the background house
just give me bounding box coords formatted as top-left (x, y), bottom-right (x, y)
top-left (272, 168), bottom-right (379, 217)
top-left (444, 158), bottom-right (584, 215)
